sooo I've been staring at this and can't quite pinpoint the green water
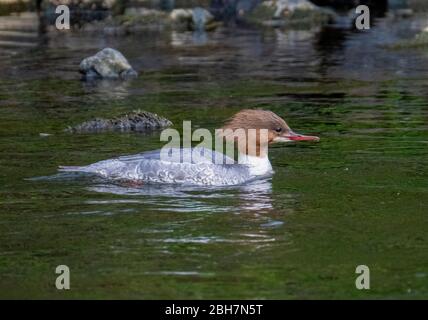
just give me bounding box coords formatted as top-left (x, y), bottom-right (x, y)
top-left (0, 13), bottom-right (427, 299)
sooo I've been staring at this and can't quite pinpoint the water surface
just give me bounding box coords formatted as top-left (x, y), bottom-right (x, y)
top-left (0, 11), bottom-right (427, 299)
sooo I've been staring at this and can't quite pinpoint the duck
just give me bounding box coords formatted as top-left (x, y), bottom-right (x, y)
top-left (59, 109), bottom-right (319, 186)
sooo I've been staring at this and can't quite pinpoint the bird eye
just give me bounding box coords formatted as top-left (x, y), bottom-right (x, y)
top-left (275, 127), bottom-right (282, 133)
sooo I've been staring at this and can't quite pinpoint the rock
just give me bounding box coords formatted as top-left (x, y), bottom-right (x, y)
top-left (124, 7), bottom-right (167, 17)
top-left (170, 7), bottom-right (216, 31)
top-left (79, 48), bottom-right (137, 80)
top-left (66, 110), bottom-right (173, 133)
top-left (269, 0), bottom-right (317, 18)
top-left (192, 7), bottom-right (215, 31)
top-left (170, 8), bottom-right (193, 24)
top-left (111, 8), bottom-right (170, 32)
top-left (69, 5), bottom-right (216, 34)
top-left (247, 0), bottom-right (333, 28)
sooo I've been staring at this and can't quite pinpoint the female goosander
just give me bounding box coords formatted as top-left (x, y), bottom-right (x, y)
top-left (59, 110), bottom-right (319, 186)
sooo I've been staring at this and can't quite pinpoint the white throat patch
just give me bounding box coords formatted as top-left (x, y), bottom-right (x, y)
top-left (238, 153), bottom-right (273, 176)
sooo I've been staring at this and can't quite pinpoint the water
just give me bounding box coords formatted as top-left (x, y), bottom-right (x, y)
top-left (0, 11), bottom-right (427, 299)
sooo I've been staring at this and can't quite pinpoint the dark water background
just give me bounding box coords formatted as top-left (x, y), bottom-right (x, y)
top-left (0, 10), bottom-right (427, 298)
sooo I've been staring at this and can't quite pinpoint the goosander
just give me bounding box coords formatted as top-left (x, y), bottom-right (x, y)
top-left (59, 110), bottom-right (319, 186)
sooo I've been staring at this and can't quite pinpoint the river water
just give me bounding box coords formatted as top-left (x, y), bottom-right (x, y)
top-left (0, 10), bottom-right (427, 298)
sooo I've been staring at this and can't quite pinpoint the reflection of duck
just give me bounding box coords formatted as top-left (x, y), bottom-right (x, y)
top-left (60, 110), bottom-right (319, 186)
top-left (89, 177), bottom-right (274, 213)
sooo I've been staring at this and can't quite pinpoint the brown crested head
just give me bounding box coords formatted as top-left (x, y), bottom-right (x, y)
top-left (218, 109), bottom-right (319, 157)
top-left (223, 109), bottom-right (289, 132)
top-left (220, 109), bottom-right (290, 144)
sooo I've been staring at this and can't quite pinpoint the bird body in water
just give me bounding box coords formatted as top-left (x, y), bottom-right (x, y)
top-left (59, 110), bottom-right (319, 186)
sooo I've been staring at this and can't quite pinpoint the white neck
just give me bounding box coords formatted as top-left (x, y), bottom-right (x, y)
top-left (238, 152), bottom-right (273, 176)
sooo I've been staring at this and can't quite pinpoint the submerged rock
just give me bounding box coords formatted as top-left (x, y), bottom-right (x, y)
top-left (79, 48), bottom-right (138, 80)
top-left (66, 110), bottom-right (172, 133)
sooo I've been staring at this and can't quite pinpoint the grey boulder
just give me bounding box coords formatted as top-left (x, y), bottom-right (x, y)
top-left (79, 48), bottom-right (138, 80)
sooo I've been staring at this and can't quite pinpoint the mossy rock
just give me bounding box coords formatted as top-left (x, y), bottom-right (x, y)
top-left (66, 110), bottom-right (173, 133)
top-left (246, 5), bottom-right (331, 29)
top-left (113, 10), bottom-right (172, 31)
